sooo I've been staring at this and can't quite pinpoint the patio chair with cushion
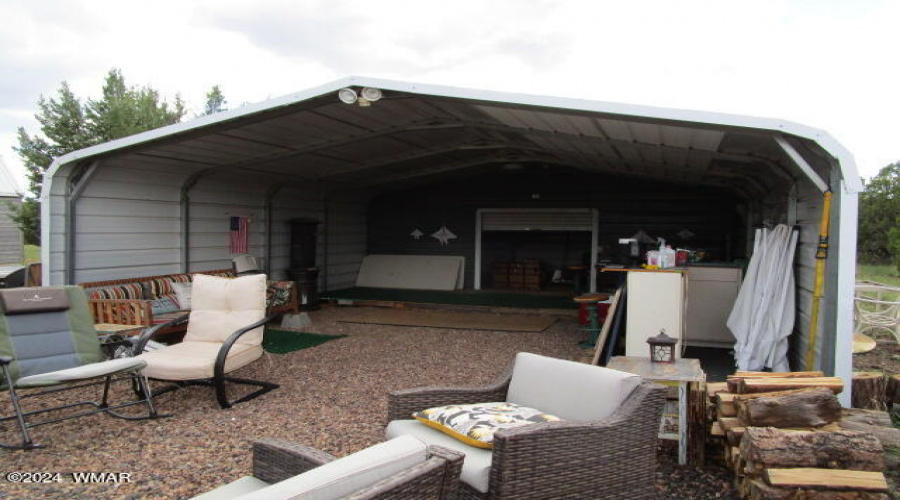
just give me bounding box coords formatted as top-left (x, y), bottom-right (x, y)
top-left (134, 273), bottom-right (278, 409)
top-left (0, 286), bottom-right (162, 450)
top-left (192, 435), bottom-right (464, 500)
top-left (386, 352), bottom-right (666, 500)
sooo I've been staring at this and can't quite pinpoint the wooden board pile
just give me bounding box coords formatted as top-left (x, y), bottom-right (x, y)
top-left (707, 371), bottom-right (897, 499)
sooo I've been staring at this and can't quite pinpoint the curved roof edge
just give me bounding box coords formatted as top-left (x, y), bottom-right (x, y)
top-left (39, 75), bottom-right (862, 202)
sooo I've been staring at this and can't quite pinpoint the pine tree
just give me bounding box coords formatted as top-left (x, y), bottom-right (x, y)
top-left (202, 85), bottom-right (227, 115)
top-left (10, 69), bottom-right (187, 244)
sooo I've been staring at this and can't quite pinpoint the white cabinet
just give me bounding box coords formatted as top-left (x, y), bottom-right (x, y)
top-left (625, 271), bottom-right (685, 358)
top-left (684, 266), bottom-right (742, 348)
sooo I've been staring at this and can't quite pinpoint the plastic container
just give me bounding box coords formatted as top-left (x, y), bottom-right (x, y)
top-left (646, 250), bottom-right (661, 267)
top-left (660, 245), bottom-right (677, 268)
top-left (675, 249), bottom-right (690, 267)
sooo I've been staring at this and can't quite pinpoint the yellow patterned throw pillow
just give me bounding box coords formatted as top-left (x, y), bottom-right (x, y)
top-left (413, 402), bottom-right (561, 449)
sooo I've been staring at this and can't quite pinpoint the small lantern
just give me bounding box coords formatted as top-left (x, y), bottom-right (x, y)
top-left (647, 329), bottom-right (677, 363)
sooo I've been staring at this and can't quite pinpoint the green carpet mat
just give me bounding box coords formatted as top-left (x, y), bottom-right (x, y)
top-left (264, 329), bottom-right (346, 354)
top-left (320, 287), bottom-right (578, 309)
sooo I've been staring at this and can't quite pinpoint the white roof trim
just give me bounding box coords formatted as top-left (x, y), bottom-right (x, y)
top-left (39, 75), bottom-right (862, 203)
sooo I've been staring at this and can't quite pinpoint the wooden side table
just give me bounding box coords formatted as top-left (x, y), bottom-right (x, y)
top-left (607, 356), bottom-right (706, 465)
top-left (95, 324), bottom-right (146, 359)
top-left (94, 323), bottom-right (145, 337)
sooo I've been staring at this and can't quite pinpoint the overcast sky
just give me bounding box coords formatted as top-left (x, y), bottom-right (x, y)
top-left (1, 0), bottom-right (898, 192)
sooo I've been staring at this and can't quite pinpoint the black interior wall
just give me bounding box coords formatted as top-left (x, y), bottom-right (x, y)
top-left (367, 168), bottom-right (745, 289)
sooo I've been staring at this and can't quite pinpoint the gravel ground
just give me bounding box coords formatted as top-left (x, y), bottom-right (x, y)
top-left (0, 306), bottom-right (737, 499)
top-left (853, 335), bottom-right (900, 376)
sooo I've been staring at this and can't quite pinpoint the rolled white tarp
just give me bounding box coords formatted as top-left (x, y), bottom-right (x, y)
top-left (727, 224), bottom-right (799, 372)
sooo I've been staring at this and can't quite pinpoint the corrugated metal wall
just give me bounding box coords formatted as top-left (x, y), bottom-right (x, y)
top-left (323, 196), bottom-right (369, 291)
top-left (790, 177), bottom-right (825, 371)
top-left (188, 172), bottom-right (269, 274)
top-left (0, 196), bottom-right (23, 264)
top-left (52, 158), bottom-right (368, 290)
top-left (368, 171), bottom-right (744, 289)
top-left (63, 158), bottom-right (187, 283)
top-left (269, 186), bottom-right (324, 281)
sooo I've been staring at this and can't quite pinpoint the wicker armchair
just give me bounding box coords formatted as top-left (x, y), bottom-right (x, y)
top-left (387, 354), bottom-right (666, 500)
top-left (192, 438), bottom-right (463, 500)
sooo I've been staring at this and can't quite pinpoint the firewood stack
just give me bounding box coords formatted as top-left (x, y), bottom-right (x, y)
top-left (706, 371), bottom-right (895, 499)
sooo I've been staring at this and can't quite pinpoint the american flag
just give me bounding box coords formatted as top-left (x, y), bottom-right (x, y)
top-left (229, 216), bottom-right (249, 253)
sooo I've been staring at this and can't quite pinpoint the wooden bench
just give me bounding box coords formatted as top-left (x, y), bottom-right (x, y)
top-left (80, 269), bottom-right (299, 338)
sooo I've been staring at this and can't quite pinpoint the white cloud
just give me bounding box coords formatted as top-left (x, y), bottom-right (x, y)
top-left (0, 0), bottom-right (897, 189)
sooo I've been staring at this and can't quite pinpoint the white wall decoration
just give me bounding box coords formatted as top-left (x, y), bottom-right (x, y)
top-left (431, 226), bottom-right (457, 245)
top-left (410, 228), bottom-right (424, 240)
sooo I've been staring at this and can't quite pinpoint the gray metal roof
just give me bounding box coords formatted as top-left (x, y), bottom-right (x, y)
top-left (41, 76), bottom-right (862, 200)
top-left (0, 157), bottom-right (21, 198)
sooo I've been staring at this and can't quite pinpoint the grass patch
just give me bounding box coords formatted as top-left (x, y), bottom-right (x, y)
top-left (857, 263), bottom-right (900, 287)
top-left (23, 245), bottom-right (39, 264)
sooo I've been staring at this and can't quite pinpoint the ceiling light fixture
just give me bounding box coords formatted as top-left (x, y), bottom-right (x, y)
top-left (338, 88), bottom-right (358, 105)
top-left (360, 87), bottom-right (383, 102)
top-left (338, 87), bottom-right (384, 106)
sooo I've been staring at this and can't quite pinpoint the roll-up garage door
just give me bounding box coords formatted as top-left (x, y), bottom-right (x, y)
top-left (481, 209), bottom-right (594, 231)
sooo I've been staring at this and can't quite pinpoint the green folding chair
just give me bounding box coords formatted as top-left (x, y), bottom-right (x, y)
top-left (0, 286), bottom-right (165, 449)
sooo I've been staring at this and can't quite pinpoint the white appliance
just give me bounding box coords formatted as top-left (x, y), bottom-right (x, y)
top-left (625, 270), bottom-right (686, 358)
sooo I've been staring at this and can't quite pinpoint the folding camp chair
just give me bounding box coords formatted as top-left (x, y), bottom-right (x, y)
top-left (0, 286), bottom-right (163, 450)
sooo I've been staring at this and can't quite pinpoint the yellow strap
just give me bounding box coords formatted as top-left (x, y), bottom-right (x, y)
top-left (805, 191), bottom-right (832, 371)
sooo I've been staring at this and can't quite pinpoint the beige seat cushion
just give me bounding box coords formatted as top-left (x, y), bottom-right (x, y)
top-left (139, 342), bottom-right (263, 381)
top-left (506, 352), bottom-right (641, 421)
top-left (240, 435), bottom-right (427, 500)
top-left (386, 419), bottom-right (493, 494)
top-left (186, 274), bottom-right (267, 347)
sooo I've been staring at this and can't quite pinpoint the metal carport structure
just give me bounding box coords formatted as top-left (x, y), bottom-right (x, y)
top-left (40, 76), bottom-right (861, 400)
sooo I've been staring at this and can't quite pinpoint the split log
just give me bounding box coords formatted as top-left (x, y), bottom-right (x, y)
top-left (733, 449), bottom-right (745, 479)
top-left (707, 382), bottom-right (729, 401)
top-left (839, 408), bottom-right (900, 470)
top-left (729, 446), bottom-right (740, 467)
top-left (749, 479), bottom-right (889, 500)
top-left (687, 381), bottom-right (705, 465)
top-left (717, 393), bottom-right (737, 417)
top-left (734, 388), bottom-right (809, 402)
top-left (720, 417), bottom-right (743, 446)
top-left (710, 421), bottom-right (724, 436)
top-left (734, 371), bottom-right (826, 377)
top-left (737, 377), bottom-right (844, 395)
top-left (736, 388), bottom-right (841, 428)
top-left (887, 374), bottom-right (900, 405)
top-left (764, 468), bottom-right (888, 492)
top-left (851, 372), bottom-right (888, 410)
top-left (840, 408), bottom-right (895, 431)
top-left (719, 416), bottom-right (740, 431)
top-left (726, 426), bottom-right (746, 447)
top-left (740, 427), bottom-right (885, 471)
top-left (727, 371), bottom-right (825, 393)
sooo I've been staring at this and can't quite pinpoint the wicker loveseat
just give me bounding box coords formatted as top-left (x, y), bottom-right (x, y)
top-left (192, 436), bottom-right (464, 499)
top-left (386, 353), bottom-right (666, 500)
top-left (79, 269), bottom-right (298, 337)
